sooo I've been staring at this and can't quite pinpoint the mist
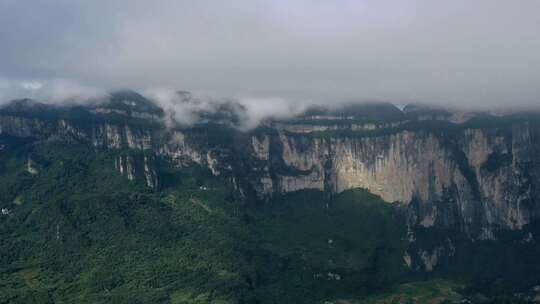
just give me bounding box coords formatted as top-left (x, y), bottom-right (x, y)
top-left (1, 0), bottom-right (540, 110)
top-left (144, 88), bottom-right (308, 129)
top-left (0, 77), bottom-right (106, 104)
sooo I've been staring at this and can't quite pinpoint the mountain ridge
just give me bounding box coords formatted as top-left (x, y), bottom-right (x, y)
top-left (1, 91), bottom-right (540, 274)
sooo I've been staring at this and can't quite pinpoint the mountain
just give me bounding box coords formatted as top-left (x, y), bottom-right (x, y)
top-left (1, 92), bottom-right (540, 303)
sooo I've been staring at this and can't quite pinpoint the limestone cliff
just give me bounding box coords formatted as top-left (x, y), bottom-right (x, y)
top-left (238, 123), bottom-right (540, 239)
top-left (1, 97), bottom-right (539, 242)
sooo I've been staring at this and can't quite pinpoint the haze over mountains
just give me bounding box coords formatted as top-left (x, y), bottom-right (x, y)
top-left (2, 1), bottom-right (540, 303)
top-left (2, 89), bottom-right (538, 131)
top-left (2, 0), bottom-right (540, 108)
top-left (1, 87), bottom-right (540, 303)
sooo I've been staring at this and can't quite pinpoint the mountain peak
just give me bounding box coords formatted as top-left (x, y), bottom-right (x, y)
top-left (96, 90), bottom-right (164, 115)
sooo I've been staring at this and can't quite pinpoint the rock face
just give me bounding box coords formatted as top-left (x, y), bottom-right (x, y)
top-left (115, 154), bottom-right (159, 188)
top-left (232, 123), bottom-right (539, 239)
top-left (1, 98), bottom-right (539, 241)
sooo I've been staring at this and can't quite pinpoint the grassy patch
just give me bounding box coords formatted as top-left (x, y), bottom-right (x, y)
top-left (344, 279), bottom-right (465, 304)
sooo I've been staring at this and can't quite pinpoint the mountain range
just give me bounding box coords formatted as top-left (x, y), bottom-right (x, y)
top-left (1, 91), bottom-right (540, 303)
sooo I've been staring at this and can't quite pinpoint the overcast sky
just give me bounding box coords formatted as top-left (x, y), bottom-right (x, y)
top-left (1, 0), bottom-right (539, 108)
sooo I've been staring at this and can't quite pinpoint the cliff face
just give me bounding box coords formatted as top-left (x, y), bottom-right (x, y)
top-left (228, 122), bottom-right (539, 240)
top-left (115, 154), bottom-right (159, 188)
top-left (1, 99), bottom-right (539, 241)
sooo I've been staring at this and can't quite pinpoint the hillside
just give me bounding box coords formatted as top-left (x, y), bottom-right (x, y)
top-left (1, 94), bottom-right (540, 303)
top-left (0, 138), bottom-right (409, 303)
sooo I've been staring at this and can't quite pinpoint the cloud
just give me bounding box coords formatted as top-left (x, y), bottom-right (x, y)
top-left (1, 1), bottom-right (539, 108)
top-left (143, 88), bottom-right (213, 127)
top-left (0, 77), bottom-right (105, 104)
top-left (144, 89), bottom-right (307, 129)
top-left (238, 97), bottom-right (308, 129)
top-left (19, 81), bottom-right (44, 91)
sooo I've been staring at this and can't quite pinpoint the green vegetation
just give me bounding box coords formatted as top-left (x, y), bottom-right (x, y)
top-left (184, 123), bottom-right (238, 148)
top-left (0, 137), bottom-right (409, 303)
top-left (298, 103), bottom-right (405, 123)
top-left (0, 95), bottom-right (165, 130)
top-left (2, 133), bottom-right (539, 303)
top-left (106, 90), bottom-right (165, 116)
top-left (245, 190), bottom-right (407, 303)
top-left (353, 279), bottom-right (465, 304)
top-left (410, 225), bottom-right (540, 303)
top-left (0, 140), bottom-right (249, 303)
top-left (295, 113), bottom-right (540, 140)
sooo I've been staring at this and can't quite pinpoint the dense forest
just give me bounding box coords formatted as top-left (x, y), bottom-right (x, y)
top-left (1, 136), bottom-right (540, 303)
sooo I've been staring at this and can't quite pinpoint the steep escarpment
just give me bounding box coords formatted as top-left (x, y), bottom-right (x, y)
top-left (1, 97), bottom-right (539, 241)
top-left (4, 94), bottom-right (540, 302)
top-left (232, 121), bottom-right (538, 239)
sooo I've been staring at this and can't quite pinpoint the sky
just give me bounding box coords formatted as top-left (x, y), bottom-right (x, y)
top-left (1, 0), bottom-right (540, 109)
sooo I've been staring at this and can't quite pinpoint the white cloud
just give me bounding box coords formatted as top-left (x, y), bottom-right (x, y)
top-left (19, 81), bottom-right (43, 91)
top-left (0, 77), bottom-right (105, 105)
top-left (144, 88), bottom-right (308, 129)
top-left (238, 97), bottom-right (307, 129)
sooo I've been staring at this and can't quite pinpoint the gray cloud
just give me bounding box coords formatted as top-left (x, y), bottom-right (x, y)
top-left (1, 0), bottom-right (539, 108)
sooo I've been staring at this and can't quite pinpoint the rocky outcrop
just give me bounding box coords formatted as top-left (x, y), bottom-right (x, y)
top-left (26, 157), bottom-right (39, 175)
top-left (115, 154), bottom-right (159, 188)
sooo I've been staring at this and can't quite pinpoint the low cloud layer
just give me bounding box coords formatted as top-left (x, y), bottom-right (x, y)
top-left (0, 77), bottom-right (105, 104)
top-left (144, 89), bottom-right (307, 129)
top-left (1, 1), bottom-right (540, 108)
